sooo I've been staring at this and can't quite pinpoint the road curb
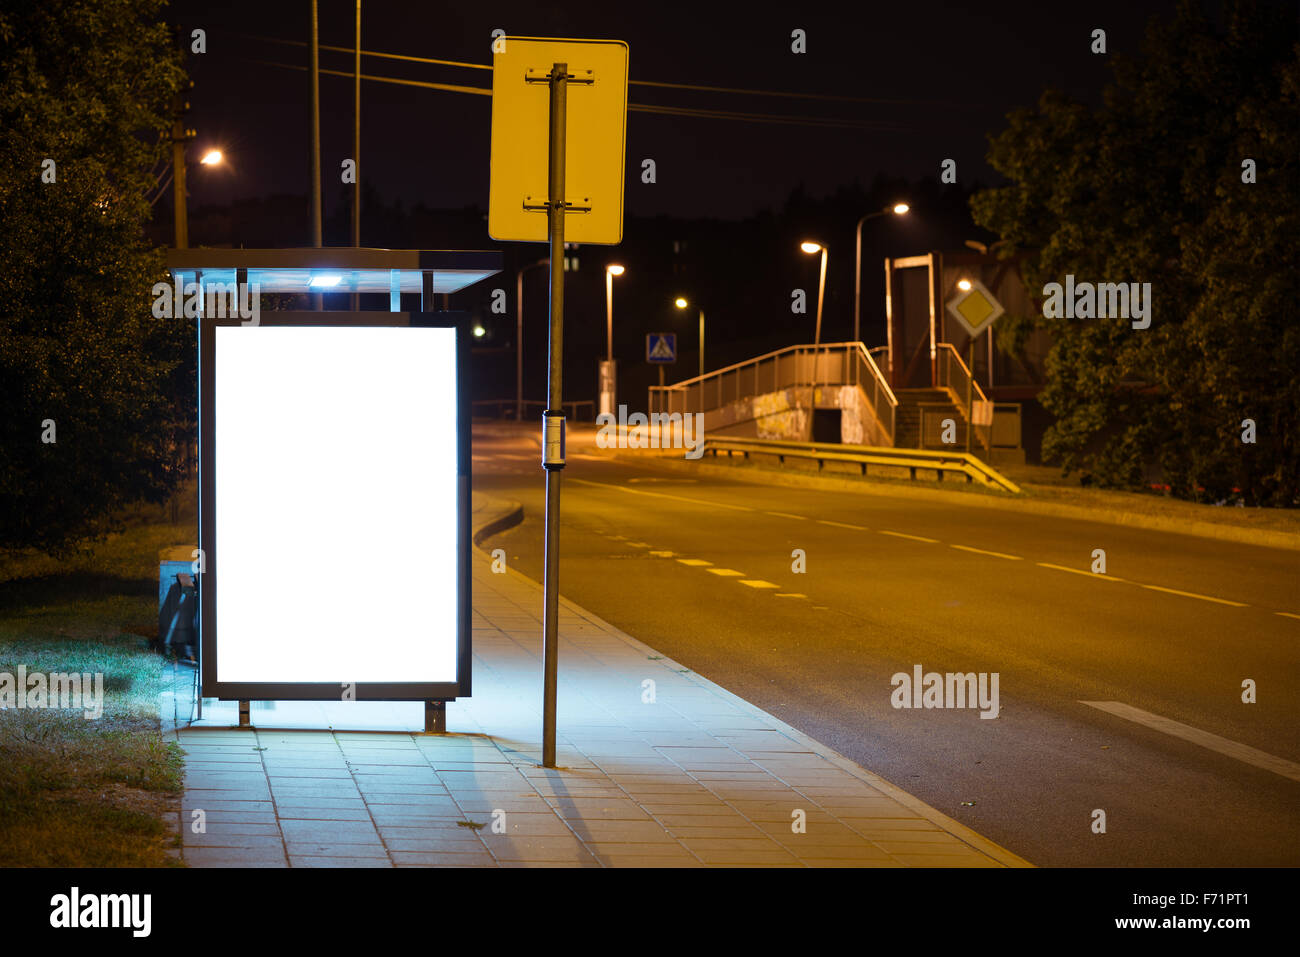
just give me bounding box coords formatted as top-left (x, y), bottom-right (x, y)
top-left (612, 452), bottom-right (1300, 552)
top-left (470, 490), bottom-right (1035, 868)
top-left (470, 493), bottom-right (525, 550)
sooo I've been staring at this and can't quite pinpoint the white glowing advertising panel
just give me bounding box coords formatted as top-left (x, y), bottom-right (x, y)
top-left (200, 318), bottom-right (469, 700)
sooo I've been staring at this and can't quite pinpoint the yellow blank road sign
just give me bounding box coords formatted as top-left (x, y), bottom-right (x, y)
top-left (489, 37), bottom-right (629, 245)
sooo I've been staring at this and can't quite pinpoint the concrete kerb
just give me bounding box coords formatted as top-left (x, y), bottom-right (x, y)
top-left (469, 491), bottom-right (1034, 868)
top-left (611, 451), bottom-right (1300, 552)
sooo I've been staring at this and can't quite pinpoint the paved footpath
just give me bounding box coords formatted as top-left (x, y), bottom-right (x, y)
top-left (161, 494), bottom-right (1031, 868)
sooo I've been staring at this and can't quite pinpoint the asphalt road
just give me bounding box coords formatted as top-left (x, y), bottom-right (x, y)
top-left (471, 423), bottom-right (1300, 866)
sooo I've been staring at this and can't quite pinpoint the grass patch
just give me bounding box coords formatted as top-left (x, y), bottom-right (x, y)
top-left (0, 488), bottom-right (195, 866)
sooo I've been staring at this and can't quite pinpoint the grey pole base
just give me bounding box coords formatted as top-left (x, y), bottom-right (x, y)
top-left (424, 700), bottom-right (447, 734)
top-left (238, 699), bottom-right (251, 727)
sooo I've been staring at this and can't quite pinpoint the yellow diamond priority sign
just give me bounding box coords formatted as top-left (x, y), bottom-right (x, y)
top-left (489, 37), bottom-right (629, 245)
top-left (945, 278), bottom-right (1005, 338)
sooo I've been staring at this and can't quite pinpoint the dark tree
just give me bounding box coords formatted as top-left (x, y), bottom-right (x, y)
top-left (0, 0), bottom-right (188, 554)
top-left (972, 1), bottom-right (1299, 504)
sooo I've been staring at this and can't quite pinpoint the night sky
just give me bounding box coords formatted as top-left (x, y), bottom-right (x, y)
top-left (173, 0), bottom-right (1174, 223)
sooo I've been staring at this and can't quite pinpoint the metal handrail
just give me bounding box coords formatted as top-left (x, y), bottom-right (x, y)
top-left (935, 342), bottom-right (988, 405)
top-left (701, 436), bottom-right (1021, 494)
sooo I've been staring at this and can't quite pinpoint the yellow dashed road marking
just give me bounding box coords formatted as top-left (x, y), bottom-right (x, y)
top-left (764, 511), bottom-right (807, 520)
top-left (818, 519), bottom-right (868, 530)
top-left (951, 544), bottom-right (1023, 561)
top-left (775, 593), bottom-right (807, 599)
top-left (707, 568), bottom-right (746, 577)
top-left (1037, 562), bottom-right (1125, 582)
top-left (676, 559), bottom-right (712, 567)
top-left (649, 550), bottom-right (675, 558)
top-left (879, 530), bottom-right (940, 544)
top-left (739, 580), bottom-right (781, 589)
top-left (1140, 584), bottom-right (1248, 608)
top-left (1276, 612), bottom-right (1300, 620)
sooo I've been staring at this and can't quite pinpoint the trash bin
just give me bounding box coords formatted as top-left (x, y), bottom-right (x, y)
top-left (158, 558), bottom-right (198, 661)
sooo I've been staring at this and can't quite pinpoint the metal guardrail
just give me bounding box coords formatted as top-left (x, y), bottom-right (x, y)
top-left (472, 399), bottom-right (595, 422)
top-left (701, 436), bottom-right (1022, 493)
top-left (648, 341), bottom-right (897, 444)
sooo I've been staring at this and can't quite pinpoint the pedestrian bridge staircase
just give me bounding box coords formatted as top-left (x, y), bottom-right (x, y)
top-left (648, 341), bottom-right (1022, 461)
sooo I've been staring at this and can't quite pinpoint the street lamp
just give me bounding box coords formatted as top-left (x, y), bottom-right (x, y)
top-left (854, 202), bottom-right (909, 344)
top-left (199, 149), bottom-right (224, 166)
top-left (603, 264), bottom-right (625, 416)
top-left (800, 240), bottom-right (828, 353)
top-left (674, 297), bottom-right (705, 378)
top-left (956, 277), bottom-right (975, 453)
top-left (516, 257), bottom-right (549, 421)
top-left (800, 241), bottom-right (830, 441)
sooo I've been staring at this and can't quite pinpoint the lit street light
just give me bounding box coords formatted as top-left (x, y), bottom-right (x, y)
top-left (800, 240), bottom-right (828, 351)
top-left (674, 297), bottom-right (705, 378)
top-left (199, 149), bottom-right (224, 166)
top-left (801, 241), bottom-right (830, 440)
top-left (854, 202), bottom-right (909, 343)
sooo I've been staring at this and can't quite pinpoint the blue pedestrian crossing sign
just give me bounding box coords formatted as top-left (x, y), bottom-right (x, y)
top-left (646, 333), bottom-right (676, 363)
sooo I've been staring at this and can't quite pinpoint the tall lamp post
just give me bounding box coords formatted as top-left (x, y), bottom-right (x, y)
top-left (674, 297), bottom-right (705, 378)
top-left (854, 202), bottom-right (909, 345)
top-left (956, 277), bottom-right (975, 454)
top-left (516, 257), bottom-right (549, 421)
top-left (800, 241), bottom-right (828, 441)
top-left (602, 264), bottom-right (624, 416)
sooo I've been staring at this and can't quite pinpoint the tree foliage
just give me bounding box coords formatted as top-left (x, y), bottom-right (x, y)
top-left (972, 1), bottom-right (1299, 505)
top-left (0, 0), bottom-right (188, 554)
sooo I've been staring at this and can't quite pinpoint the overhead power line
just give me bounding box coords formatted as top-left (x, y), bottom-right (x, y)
top-left (254, 60), bottom-right (911, 131)
top-left (233, 31), bottom-right (972, 109)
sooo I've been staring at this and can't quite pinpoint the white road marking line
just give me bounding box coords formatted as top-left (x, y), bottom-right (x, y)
top-left (1276, 612), bottom-right (1300, 620)
top-left (1037, 561), bottom-right (1125, 582)
top-left (1139, 583), bottom-right (1248, 608)
top-left (764, 511), bottom-right (807, 520)
top-left (676, 558), bottom-right (712, 567)
top-left (739, 580), bottom-right (781, 589)
top-left (569, 477), bottom-right (756, 512)
top-left (879, 530), bottom-right (940, 544)
top-left (951, 544), bottom-right (1023, 561)
top-left (707, 568), bottom-right (746, 577)
top-left (818, 519), bottom-right (868, 530)
top-left (1080, 701), bottom-right (1300, 783)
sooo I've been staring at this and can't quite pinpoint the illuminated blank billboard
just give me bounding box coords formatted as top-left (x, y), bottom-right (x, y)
top-left (199, 315), bottom-right (470, 701)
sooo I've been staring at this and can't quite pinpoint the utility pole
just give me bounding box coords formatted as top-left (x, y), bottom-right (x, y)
top-left (352, 0), bottom-right (361, 250)
top-left (171, 82), bottom-right (194, 250)
top-left (308, 0), bottom-right (322, 309)
top-left (308, 0), bottom-right (322, 249)
top-left (351, 1), bottom-right (361, 310)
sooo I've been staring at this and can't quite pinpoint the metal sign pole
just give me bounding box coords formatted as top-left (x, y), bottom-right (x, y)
top-left (966, 337), bottom-right (974, 454)
top-left (541, 62), bottom-right (569, 769)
